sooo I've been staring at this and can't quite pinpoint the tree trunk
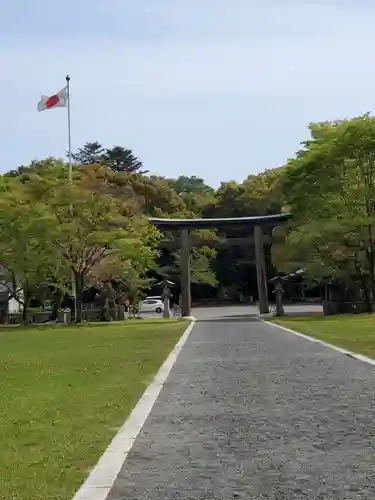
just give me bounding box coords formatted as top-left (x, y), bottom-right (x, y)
top-left (367, 255), bottom-right (375, 312)
top-left (22, 289), bottom-right (29, 325)
top-left (365, 228), bottom-right (375, 312)
top-left (0, 302), bottom-right (7, 324)
top-left (51, 289), bottom-right (62, 321)
top-left (100, 295), bottom-right (110, 322)
top-left (353, 256), bottom-right (371, 312)
top-left (99, 283), bottom-right (116, 322)
top-left (75, 273), bottom-right (84, 323)
top-left (359, 273), bottom-right (371, 312)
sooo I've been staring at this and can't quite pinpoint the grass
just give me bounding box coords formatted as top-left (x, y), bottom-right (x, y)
top-left (0, 319), bottom-right (187, 500)
top-left (271, 314), bottom-right (375, 359)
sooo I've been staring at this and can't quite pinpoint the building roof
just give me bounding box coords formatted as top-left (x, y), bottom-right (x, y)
top-left (149, 213), bottom-right (292, 230)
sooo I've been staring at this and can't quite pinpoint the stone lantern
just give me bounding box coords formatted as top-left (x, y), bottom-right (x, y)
top-left (157, 280), bottom-right (175, 318)
top-left (268, 276), bottom-right (285, 316)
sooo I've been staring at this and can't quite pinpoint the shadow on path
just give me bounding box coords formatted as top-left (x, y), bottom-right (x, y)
top-left (195, 313), bottom-right (258, 323)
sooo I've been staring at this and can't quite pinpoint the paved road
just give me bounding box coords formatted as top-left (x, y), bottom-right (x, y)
top-left (192, 303), bottom-right (323, 318)
top-left (141, 303), bottom-right (323, 320)
top-left (108, 306), bottom-right (375, 499)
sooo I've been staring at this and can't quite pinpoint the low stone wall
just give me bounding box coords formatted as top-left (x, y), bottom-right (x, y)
top-left (341, 301), bottom-right (369, 314)
top-left (82, 306), bottom-right (125, 322)
top-left (8, 311), bottom-right (52, 324)
top-left (6, 305), bottom-right (126, 324)
top-left (323, 300), bottom-right (369, 315)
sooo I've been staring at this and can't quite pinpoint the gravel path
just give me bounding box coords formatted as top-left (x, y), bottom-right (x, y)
top-left (108, 307), bottom-right (375, 500)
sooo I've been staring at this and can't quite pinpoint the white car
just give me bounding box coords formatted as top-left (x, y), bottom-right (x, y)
top-left (139, 298), bottom-right (164, 314)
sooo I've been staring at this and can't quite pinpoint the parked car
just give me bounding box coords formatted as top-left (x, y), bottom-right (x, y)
top-left (139, 298), bottom-right (164, 314)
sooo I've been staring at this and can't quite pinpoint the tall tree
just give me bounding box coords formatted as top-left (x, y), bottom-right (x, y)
top-left (12, 167), bottom-right (160, 322)
top-left (274, 114), bottom-right (375, 309)
top-left (104, 146), bottom-right (147, 174)
top-left (72, 141), bottom-right (105, 165)
top-left (70, 167), bottom-right (218, 288)
top-left (0, 177), bottom-right (68, 323)
top-left (166, 176), bottom-right (216, 214)
top-left (88, 252), bottom-right (155, 320)
top-left (47, 188), bottom-right (158, 321)
top-left (167, 176), bottom-right (214, 195)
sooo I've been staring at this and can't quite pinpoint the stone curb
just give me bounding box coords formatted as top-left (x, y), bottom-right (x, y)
top-left (71, 318), bottom-right (196, 500)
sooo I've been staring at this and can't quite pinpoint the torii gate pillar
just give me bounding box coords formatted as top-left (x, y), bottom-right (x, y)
top-left (254, 225), bottom-right (269, 314)
top-left (180, 229), bottom-right (192, 317)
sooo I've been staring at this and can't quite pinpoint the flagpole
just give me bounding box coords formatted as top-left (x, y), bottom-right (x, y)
top-left (66, 75), bottom-right (76, 318)
top-left (66, 75), bottom-right (72, 183)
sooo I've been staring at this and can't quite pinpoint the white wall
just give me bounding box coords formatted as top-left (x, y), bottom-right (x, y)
top-left (8, 297), bottom-right (22, 314)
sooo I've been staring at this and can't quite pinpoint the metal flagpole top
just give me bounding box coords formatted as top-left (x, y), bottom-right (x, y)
top-left (66, 75), bottom-right (70, 83)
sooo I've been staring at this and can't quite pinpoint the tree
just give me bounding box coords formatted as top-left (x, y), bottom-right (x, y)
top-left (88, 255), bottom-right (154, 320)
top-left (51, 190), bottom-right (158, 322)
top-left (274, 114), bottom-right (375, 309)
top-left (107, 173), bottom-right (218, 286)
top-left (14, 167), bottom-right (160, 322)
top-left (72, 142), bottom-right (147, 174)
top-left (104, 146), bottom-right (147, 174)
top-left (63, 165), bottom-right (219, 289)
top-left (0, 177), bottom-right (69, 323)
top-left (1, 147), bottom-right (299, 317)
top-left (72, 141), bottom-right (105, 165)
top-left (166, 176), bottom-right (216, 214)
top-left (167, 175), bottom-right (214, 195)
top-left (5, 158), bottom-right (69, 180)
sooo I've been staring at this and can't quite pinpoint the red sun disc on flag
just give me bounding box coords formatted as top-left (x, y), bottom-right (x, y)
top-left (45, 94), bottom-right (60, 108)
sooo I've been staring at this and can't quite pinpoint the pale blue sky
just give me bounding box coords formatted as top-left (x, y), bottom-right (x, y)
top-left (1, 0), bottom-right (375, 186)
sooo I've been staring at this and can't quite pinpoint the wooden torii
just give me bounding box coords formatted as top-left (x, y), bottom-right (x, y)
top-left (149, 213), bottom-right (292, 317)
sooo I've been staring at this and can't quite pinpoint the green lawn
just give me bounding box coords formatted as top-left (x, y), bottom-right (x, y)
top-left (271, 314), bottom-right (375, 358)
top-left (0, 320), bottom-right (187, 500)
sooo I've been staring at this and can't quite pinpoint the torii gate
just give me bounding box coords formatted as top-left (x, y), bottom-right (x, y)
top-left (149, 213), bottom-right (292, 317)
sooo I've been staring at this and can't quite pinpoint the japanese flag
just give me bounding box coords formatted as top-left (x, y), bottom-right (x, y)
top-left (37, 86), bottom-right (68, 112)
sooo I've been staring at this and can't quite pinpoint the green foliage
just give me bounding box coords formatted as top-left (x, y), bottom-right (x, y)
top-left (71, 141), bottom-right (105, 165)
top-left (15, 117), bottom-right (375, 312)
top-left (105, 146), bottom-right (147, 174)
top-left (2, 152), bottom-right (295, 310)
top-left (201, 169), bottom-right (285, 294)
top-left (72, 141), bottom-right (146, 174)
top-left (0, 165), bottom-right (160, 322)
top-left (0, 175), bottom-right (70, 321)
top-left (275, 114), bottom-right (375, 307)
